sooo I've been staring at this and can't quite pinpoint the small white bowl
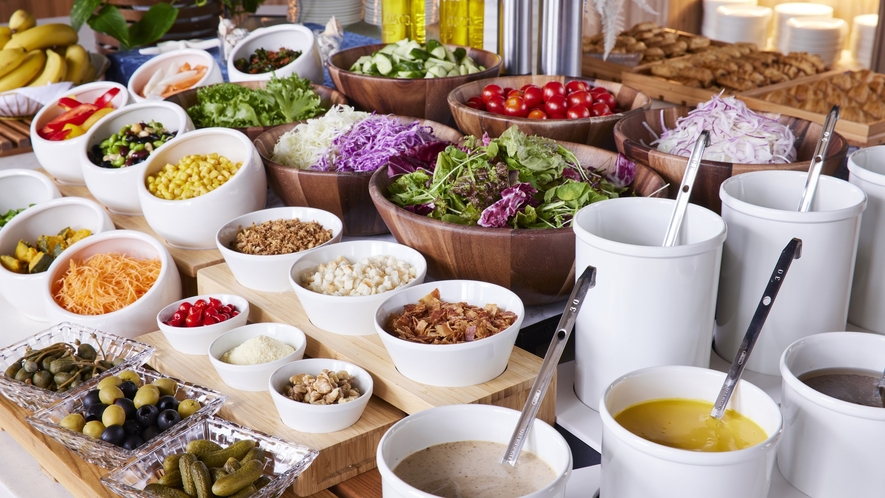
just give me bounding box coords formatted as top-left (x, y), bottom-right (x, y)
top-left (288, 240), bottom-right (428, 335)
top-left (377, 404), bottom-right (572, 498)
top-left (0, 169), bottom-right (61, 216)
top-left (157, 294), bottom-right (250, 355)
top-left (137, 127), bottom-right (267, 249)
top-left (217, 206), bottom-right (343, 292)
top-left (128, 49), bottom-right (223, 103)
top-left (373, 280), bottom-right (524, 387)
top-left (268, 357), bottom-right (373, 433)
top-left (41, 229), bottom-right (182, 338)
top-left (0, 197), bottom-right (115, 321)
top-left (227, 24), bottom-right (323, 85)
top-left (208, 322), bottom-right (307, 391)
top-left (31, 81), bottom-right (132, 185)
top-left (80, 101), bottom-right (194, 216)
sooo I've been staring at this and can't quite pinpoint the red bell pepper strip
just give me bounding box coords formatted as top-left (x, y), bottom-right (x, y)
top-left (39, 103), bottom-right (100, 137)
top-left (93, 88), bottom-right (120, 108)
top-left (57, 97), bottom-right (81, 109)
top-left (45, 128), bottom-right (71, 142)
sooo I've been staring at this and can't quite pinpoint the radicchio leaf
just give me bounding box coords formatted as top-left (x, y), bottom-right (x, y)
top-left (608, 153), bottom-right (636, 188)
top-left (478, 183), bottom-right (538, 228)
top-left (404, 202), bottom-right (435, 216)
top-left (387, 140), bottom-right (453, 177)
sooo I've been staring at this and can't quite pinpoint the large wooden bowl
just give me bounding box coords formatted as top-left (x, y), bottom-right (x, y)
top-left (328, 44), bottom-right (502, 128)
top-left (448, 75), bottom-right (651, 152)
top-left (368, 143), bottom-right (668, 306)
top-left (254, 117), bottom-right (463, 237)
top-left (165, 81), bottom-right (348, 140)
top-left (613, 107), bottom-right (849, 213)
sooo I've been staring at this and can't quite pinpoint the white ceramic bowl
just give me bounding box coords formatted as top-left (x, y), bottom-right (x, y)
top-left (377, 404), bottom-right (572, 498)
top-left (216, 207), bottom-right (343, 292)
top-left (157, 294), bottom-right (250, 355)
top-left (268, 357), bottom-right (373, 433)
top-left (41, 229), bottom-right (182, 339)
top-left (778, 332), bottom-right (885, 498)
top-left (30, 81), bottom-right (132, 185)
top-left (374, 279), bottom-right (525, 387)
top-left (599, 365), bottom-right (784, 498)
top-left (0, 169), bottom-right (61, 217)
top-left (128, 49), bottom-right (223, 103)
top-left (80, 101), bottom-right (195, 216)
top-left (227, 24), bottom-right (323, 85)
top-left (288, 240), bottom-right (428, 336)
top-left (208, 322), bottom-right (307, 391)
top-left (137, 127), bottom-right (267, 249)
top-left (0, 197), bottom-right (114, 321)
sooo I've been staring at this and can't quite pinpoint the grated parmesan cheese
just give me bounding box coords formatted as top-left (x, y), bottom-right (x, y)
top-left (220, 335), bottom-right (295, 365)
top-left (271, 104), bottom-right (369, 169)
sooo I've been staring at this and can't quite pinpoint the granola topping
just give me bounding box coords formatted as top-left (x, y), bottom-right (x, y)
top-left (232, 218), bottom-right (332, 255)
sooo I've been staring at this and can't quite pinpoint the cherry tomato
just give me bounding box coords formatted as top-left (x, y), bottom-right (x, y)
top-left (178, 302), bottom-right (192, 314)
top-left (594, 92), bottom-right (617, 109)
top-left (504, 95), bottom-right (528, 117)
top-left (523, 86), bottom-right (544, 110)
top-left (486, 95), bottom-right (506, 115)
top-left (567, 105), bottom-right (591, 119)
top-left (502, 87), bottom-right (516, 97)
top-left (481, 84), bottom-right (504, 104)
top-left (541, 81), bottom-right (566, 102)
top-left (544, 95), bottom-right (568, 118)
top-left (590, 102), bottom-right (612, 116)
top-left (590, 85), bottom-right (609, 95)
top-left (567, 90), bottom-right (594, 110)
top-left (520, 84), bottom-right (539, 92)
top-left (185, 312), bottom-right (202, 327)
top-left (527, 109), bottom-right (548, 119)
top-left (507, 89), bottom-right (522, 99)
top-left (565, 80), bottom-right (589, 94)
top-left (466, 96), bottom-right (486, 111)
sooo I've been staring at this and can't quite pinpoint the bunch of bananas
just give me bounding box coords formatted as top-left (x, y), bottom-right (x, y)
top-left (0, 10), bottom-right (96, 93)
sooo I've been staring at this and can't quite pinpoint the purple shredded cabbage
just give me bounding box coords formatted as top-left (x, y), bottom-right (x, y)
top-left (313, 116), bottom-right (438, 172)
top-left (387, 140), bottom-right (451, 177)
top-left (478, 183), bottom-right (537, 228)
top-left (610, 153), bottom-right (636, 187)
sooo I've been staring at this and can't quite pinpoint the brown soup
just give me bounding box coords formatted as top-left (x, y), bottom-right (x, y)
top-left (798, 367), bottom-right (884, 408)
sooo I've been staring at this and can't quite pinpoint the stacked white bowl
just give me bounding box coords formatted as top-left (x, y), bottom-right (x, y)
top-left (715, 5), bottom-right (772, 45)
top-left (702, 0), bottom-right (757, 39)
top-left (298, 0), bottom-right (362, 25)
top-left (772, 2), bottom-right (834, 53)
top-left (782, 17), bottom-right (846, 68)
top-left (849, 14), bottom-right (878, 68)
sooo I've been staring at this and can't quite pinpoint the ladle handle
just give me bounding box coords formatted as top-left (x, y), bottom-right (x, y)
top-left (663, 130), bottom-right (710, 247)
top-left (797, 105), bottom-right (840, 212)
top-left (711, 238), bottom-right (803, 419)
top-left (501, 266), bottom-right (597, 466)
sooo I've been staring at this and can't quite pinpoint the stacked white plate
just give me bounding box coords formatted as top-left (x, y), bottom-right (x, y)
top-left (782, 17), bottom-right (846, 67)
top-left (849, 14), bottom-right (878, 68)
top-left (364, 0), bottom-right (439, 28)
top-left (772, 3), bottom-right (834, 53)
top-left (299, 0), bottom-right (363, 26)
top-left (715, 5), bottom-right (772, 46)
top-left (702, 0), bottom-right (757, 39)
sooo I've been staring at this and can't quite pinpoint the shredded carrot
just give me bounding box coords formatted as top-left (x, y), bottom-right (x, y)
top-left (52, 253), bottom-right (161, 315)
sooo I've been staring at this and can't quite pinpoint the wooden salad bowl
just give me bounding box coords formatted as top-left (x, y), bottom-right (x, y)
top-left (368, 142), bottom-right (668, 306)
top-left (164, 81), bottom-right (348, 140)
top-left (448, 75), bottom-right (652, 152)
top-left (328, 44), bottom-right (502, 128)
top-left (254, 117), bottom-right (463, 237)
top-left (614, 106), bottom-right (849, 213)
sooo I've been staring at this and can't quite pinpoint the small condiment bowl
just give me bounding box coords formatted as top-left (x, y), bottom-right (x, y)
top-left (599, 365), bottom-right (783, 498)
top-left (268, 357), bottom-right (373, 433)
top-left (80, 101), bottom-right (195, 216)
top-left (137, 127), bottom-right (267, 249)
top-left (216, 206), bottom-right (343, 292)
top-left (777, 332), bottom-right (885, 498)
top-left (128, 48), bottom-right (223, 103)
top-left (41, 229), bottom-right (182, 339)
top-left (208, 322), bottom-right (307, 392)
top-left (288, 240), bottom-right (428, 336)
top-left (373, 279), bottom-right (525, 387)
top-left (156, 294), bottom-right (250, 355)
top-left (377, 404), bottom-right (572, 498)
top-left (0, 169), bottom-right (61, 218)
top-left (0, 196), bottom-right (114, 321)
top-left (227, 24), bottom-right (323, 85)
top-left (31, 81), bottom-right (132, 185)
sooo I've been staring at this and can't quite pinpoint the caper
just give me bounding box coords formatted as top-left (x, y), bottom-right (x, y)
top-left (54, 371), bottom-right (72, 386)
top-left (111, 358), bottom-right (124, 367)
top-left (23, 360), bottom-right (38, 373)
top-left (41, 355), bottom-right (56, 372)
top-left (98, 360), bottom-right (114, 369)
top-left (77, 344), bottom-right (97, 361)
top-left (5, 363), bottom-right (21, 378)
top-left (70, 379), bottom-right (83, 389)
top-left (14, 368), bottom-right (32, 382)
top-left (32, 370), bottom-right (53, 389)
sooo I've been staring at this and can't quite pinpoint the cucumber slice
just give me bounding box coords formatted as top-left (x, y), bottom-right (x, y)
top-left (373, 53), bottom-right (393, 75)
top-left (379, 44), bottom-right (396, 55)
top-left (447, 68), bottom-right (461, 77)
top-left (444, 46), bottom-right (458, 64)
top-left (453, 47), bottom-right (467, 62)
top-left (430, 45), bottom-right (447, 60)
top-left (426, 39), bottom-right (442, 53)
top-left (409, 48), bottom-right (432, 61)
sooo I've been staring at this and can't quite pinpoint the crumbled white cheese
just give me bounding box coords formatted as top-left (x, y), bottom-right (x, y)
top-left (220, 335), bottom-right (295, 365)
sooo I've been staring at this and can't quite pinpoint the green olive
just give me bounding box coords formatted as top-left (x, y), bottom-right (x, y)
top-left (133, 386), bottom-right (160, 409)
top-left (32, 370), bottom-right (53, 389)
top-left (151, 378), bottom-right (177, 397)
top-left (97, 376), bottom-right (123, 390)
top-left (177, 399), bottom-right (201, 418)
top-left (99, 385), bottom-right (124, 405)
top-left (117, 370), bottom-right (142, 386)
top-left (102, 404), bottom-right (126, 427)
top-left (82, 420), bottom-right (105, 439)
top-left (60, 413), bottom-right (86, 432)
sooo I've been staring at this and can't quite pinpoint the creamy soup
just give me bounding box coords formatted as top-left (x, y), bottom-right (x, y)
top-left (393, 440), bottom-right (557, 498)
top-left (799, 367), bottom-right (884, 408)
top-left (614, 398), bottom-right (767, 452)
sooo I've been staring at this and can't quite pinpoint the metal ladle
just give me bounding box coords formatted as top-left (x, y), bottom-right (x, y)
top-left (663, 130), bottom-right (710, 247)
top-left (797, 105), bottom-right (840, 212)
top-left (501, 265), bottom-right (597, 466)
top-left (877, 366), bottom-right (885, 407)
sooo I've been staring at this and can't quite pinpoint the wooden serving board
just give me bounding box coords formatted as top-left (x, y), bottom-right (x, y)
top-left (196, 263), bottom-right (557, 422)
top-left (0, 118), bottom-right (33, 158)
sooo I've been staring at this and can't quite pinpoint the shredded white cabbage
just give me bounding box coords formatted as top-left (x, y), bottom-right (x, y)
top-left (272, 105), bottom-right (370, 169)
top-left (652, 94), bottom-right (797, 164)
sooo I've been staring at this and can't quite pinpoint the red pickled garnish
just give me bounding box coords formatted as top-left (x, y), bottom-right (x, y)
top-left (209, 297), bottom-right (222, 308)
top-left (178, 302), bottom-right (192, 313)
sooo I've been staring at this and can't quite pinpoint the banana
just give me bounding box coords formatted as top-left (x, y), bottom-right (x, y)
top-left (64, 44), bottom-right (90, 84)
top-left (80, 61), bottom-right (97, 84)
top-left (8, 10), bottom-right (36, 34)
top-left (28, 49), bottom-right (66, 87)
top-left (0, 27), bottom-right (11, 49)
top-left (0, 48), bottom-right (27, 79)
top-left (0, 50), bottom-right (46, 92)
top-left (5, 24), bottom-right (78, 52)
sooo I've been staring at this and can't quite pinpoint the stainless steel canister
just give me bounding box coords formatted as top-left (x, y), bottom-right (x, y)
top-left (538, 0), bottom-right (582, 76)
top-left (498, 0), bottom-right (533, 75)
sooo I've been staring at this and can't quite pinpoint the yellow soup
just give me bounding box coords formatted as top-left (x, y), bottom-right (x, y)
top-left (614, 399), bottom-right (767, 452)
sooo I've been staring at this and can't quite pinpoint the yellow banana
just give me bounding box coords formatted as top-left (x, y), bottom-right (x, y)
top-left (0, 48), bottom-right (27, 79)
top-left (0, 27), bottom-right (11, 49)
top-left (8, 10), bottom-right (36, 34)
top-left (64, 44), bottom-right (90, 84)
top-left (5, 24), bottom-right (78, 52)
top-left (28, 49), bottom-right (66, 87)
top-left (80, 61), bottom-right (97, 84)
top-left (0, 50), bottom-right (46, 92)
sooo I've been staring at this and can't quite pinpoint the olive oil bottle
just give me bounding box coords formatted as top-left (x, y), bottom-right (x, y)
top-left (382, 0), bottom-right (427, 44)
top-left (439, 0), bottom-right (484, 49)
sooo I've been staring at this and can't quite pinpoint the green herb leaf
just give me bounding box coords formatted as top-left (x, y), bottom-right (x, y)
top-left (129, 2), bottom-right (178, 49)
top-left (87, 5), bottom-right (130, 50)
top-left (70, 0), bottom-right (104, 32)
